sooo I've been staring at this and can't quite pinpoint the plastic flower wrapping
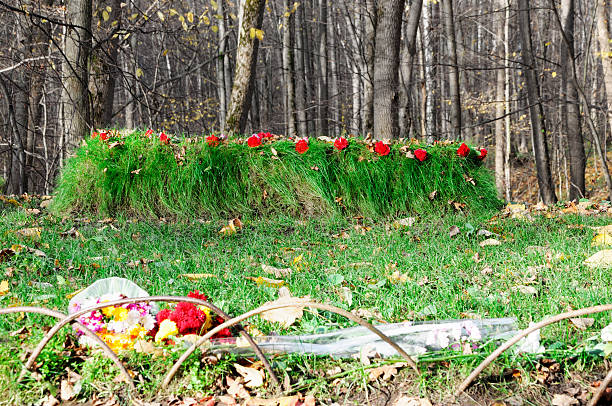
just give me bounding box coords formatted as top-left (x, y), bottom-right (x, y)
top-left (68, 278), bottom-right (232, 353)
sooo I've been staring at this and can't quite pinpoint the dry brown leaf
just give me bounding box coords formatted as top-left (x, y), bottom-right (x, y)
top-left (368, 362), bottom-right (406, 381)
top-left (480, 238), bottom-right (502, 247)
top-left (449, 225), bottom-right (460, 238)
top-left (259, 287), bottom-right (307, 327)
top-left (0, 280), bottom-right (9, 296)
top-left (219, 218), bottom-right (244, 236)
top-left (234, 363), bottom-right (264, 388)
top-left (569, 318), bottom-right (594, 331)
top-left (218, 393), bottom-right (240, 405)
top-left (226, 377), bottom-right (249, 399)
top-left (261, 264), bottom-right (292, 278)
top-left (428, 190), bottom-right (437, 201)
top-left (60, 379), bottom-right (75, 401)
top-left (511, 285), bottom-right (537, 295)
top-left (393, 396), bottom-right (433, 406)
top-left (551, 394), bottom-right (579, 406)
top-left (16, 227), bottom-right (41, 239)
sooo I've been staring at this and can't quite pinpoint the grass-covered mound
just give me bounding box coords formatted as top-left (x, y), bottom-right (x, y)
top-left (52, 130), bottom-right (501, 218)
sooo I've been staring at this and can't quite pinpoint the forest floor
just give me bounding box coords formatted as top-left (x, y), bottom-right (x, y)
top-left (0, 194), bottom-right (611, 405)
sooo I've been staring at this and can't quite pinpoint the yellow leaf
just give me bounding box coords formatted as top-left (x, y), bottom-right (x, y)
top-left (156, 10), bottom-right (164, 21)
top-left (255, 28), bottom-right (264, 41)
top-left (552, 71), bottom-right (557, 78)
top-left (169, 8), bottom-right (179, 16)
top-left (211, 25), bottom-right (218, 33)
top-left (592, 232), bottom-right (612, 247)
top-left (186, 11), bottom-right (194, 23)
top-left (136, 68), bottom-right (143, 78)
top-left (250, 27), bottom-right (256, 39)
top-left (0, 280), bottom-right (9, 296)
top-left (102, 10), bottom-right (109, 21)
top-left (245, 276), bottom-right (285, 287)
top-left (179, 273), bottom-right (216, 281)
top-left (211, 0), bottom-right (218, 10)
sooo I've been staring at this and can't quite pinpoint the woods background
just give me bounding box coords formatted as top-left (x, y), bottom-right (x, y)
top-left (1, 0), bottom-right (611, 205)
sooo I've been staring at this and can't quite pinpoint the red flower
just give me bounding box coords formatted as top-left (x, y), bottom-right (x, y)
top-left (213, 328), bottom-right (232, 339)
top-left (456, 143), bottom-right (470, 157)
top-left (334, 137), bottom-right (348, 151)
top-left (206, 135), bottom-right (220, 147)
top-left (156, 308), bottom-right (172, 324)
top-left (91, 131), bottom-right (99, 139)
top-left (187, 290), bottom-right (209, 301)
top-left (159, 132), bottom-right (169, 144)
top-left (170, 302), bottom-right (207, 335)
top-left (263, 132), bottom-right (273, 138)
top-left (145, 129), bottom-right (154, 138)
top-left (414, 148), bottom-right (427, 162)
top-left (99, 132), bottom-right (109, 141)
top-left (477, 148), bottom-right (487, 160)
top-left (247, 134), bottom-right (262, 147)
top-left (374, 141), bottom-right (390, 156)
top-left (295, 139), bottom-right (309, 154)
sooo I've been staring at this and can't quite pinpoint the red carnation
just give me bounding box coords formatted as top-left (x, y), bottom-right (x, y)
top-left (374, 141), bottom-right (390, 156)
top-left (206, 135), bottom-right (219, 147)
top-left (99, 132), bottom-right (109, 141)
top-left (414, 148), bottom-right (427, 162)
top-left (295, 139), bottom-right (309, 154)
top-left (457, 142), bottom-right (470, 157)
top-left (170, 302), bottom-right (207, 335)
top-left (156, 308), bottom-right (172, 324)
top-left (247, 134), bottom-right (262, 147)
top-left (477, 148), bottom-right (487, 160)
top-left (159, 132), bottom-right (169, 144)
top-left (187, 290), bottom-right (208, 301)
top-left (334, 137), bottom-right (348, 151)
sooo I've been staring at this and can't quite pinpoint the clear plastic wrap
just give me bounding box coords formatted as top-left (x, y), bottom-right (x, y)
top-left (68, 277), bottom-right (158, 314)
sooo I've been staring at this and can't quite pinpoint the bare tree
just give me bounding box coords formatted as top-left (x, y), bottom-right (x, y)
top-left (441, 0), bottom-right (461, 140)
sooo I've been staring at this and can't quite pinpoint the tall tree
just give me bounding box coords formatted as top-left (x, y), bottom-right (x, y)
top-left (226, 0), bottom-right (266, 134)
top-left (441, 0), bottom-right (461, 139)
top-left (283, 0), bottom-right (297, 137)
top-left (317, 0), bottom-right (329, 135)
top-left (422, 0), bottom-right (435, 143)
top-left (373, 0), bottom-right (407, 139)
top-left (517, 0), bottom-right (557, 204)
top-left (494, 0), bottom-right (506, 198)
top-left (363, 0), bottom-right (377, 135)
top-left (62, 0), bottom-right (93, 149)
top-left (399, 0), bottom-right (423, 137)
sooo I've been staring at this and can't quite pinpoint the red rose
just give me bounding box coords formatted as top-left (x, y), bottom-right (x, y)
top-left (159, 132), bottom-right (169, 144)
top-left (374, 141), bottom-right (390, 156)
top-left (414, 148), bottom-right (427, 162)
top-left (187, 290), bottom-right (208, 301)
top-left (247, 134), bottom-right (262, 147)
top-left (456, 142), bottom-right (470, 157)
top-left (206, 135), bottom-right (219, 147)
top-left (99, 132), bottom-right (109, 141)
top-left (477, 148), bottom-right (487, 160)
top-left (145, 129), bottom-right (154, 138)
top-left (295, 139), bottom-right (309, 154)
top-left (334, 137), bottom-right (348, 151)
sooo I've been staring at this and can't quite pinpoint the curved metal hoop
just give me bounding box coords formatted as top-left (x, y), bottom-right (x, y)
top-left (454, 304), bottom-right (612, 406)
top-left (161, 300), bottom-right (420, 389)
top-left (17, 296), bottom-right (279, 388)
top-left (0, 306), bottom-right (135, 389)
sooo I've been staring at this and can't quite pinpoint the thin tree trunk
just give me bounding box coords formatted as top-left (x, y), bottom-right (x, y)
top-left (422, 0), bottom-right (435, 143)
top-left (225, 0), bottom-right (266, 134)
top-left (399, 0), bottom-right (423, 138)
top-left (596, 0), bottom-right (612, 135)
top-left (283, 0), bottom-right (297, 137)
top-left (504, 0), bottom-right (512, 201)
top-left (363, 0), bottom-right (377, 135)
top-left (517, 0), bottom-right (557, 204)
top-left (441, 0), bottom-right (461, 140)
top-left (495, 0), bottom-right (506, 198)
top-left (216, 0), bottom-right (228, 130)
top-left (318, 0), bottom-right (329, 135)
top-left (294, 1), bottom-right (308, 135)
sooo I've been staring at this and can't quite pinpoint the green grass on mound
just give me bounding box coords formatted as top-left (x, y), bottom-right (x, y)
top-left (52, 131), bottom-right (501, 218)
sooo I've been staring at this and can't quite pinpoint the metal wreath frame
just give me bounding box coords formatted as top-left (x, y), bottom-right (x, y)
top-left (3, 296), bottom-right (418, 395)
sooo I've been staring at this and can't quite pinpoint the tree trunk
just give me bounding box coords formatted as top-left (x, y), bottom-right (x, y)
top-left (63, 0), bottom-right (92, 150)
top-left (495, 0), bottom-right (506, 198)
top-left (373, 0), bottom-right (406, 140)
top-left (560, 0), bottom-right (586, 200)
top-left (422, 0), bottom-right (436, 143)
top-left (318, 0), bottom-right (329, 135)
top-left (216, 0), bottom-right (228, 130)
top-left (363, 0), bottom-right (377, 135)
top-left (596, 0), bottom-right (612, 135)
top-left (504, 0), bottom-right (512, 201)
top-left (399, 0), bottom-right (423, 138)
top-left (441, 0), bottom-right (461, 140)
top-left (283, 0), bottom-right (297, 137)
top-left (225, 0), bottom-right (266, 135)
top-left (517, 0), bottom-right (557, 204)
top-left (294, 1), bottom-right (308, 135)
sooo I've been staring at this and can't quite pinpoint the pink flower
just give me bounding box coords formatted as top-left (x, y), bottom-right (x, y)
top-left (414, 149), bottom-right (427, 162)
top-left (374, 141), bottom-right (390, 156)
top-left (295, 139), bottom-right (309, 154)
top-left (457, 143), bottom-right (470, 157)
top-left (247, 134), bottom-right (262, 147)
top-left (334, 137), bottom-right (348, 151)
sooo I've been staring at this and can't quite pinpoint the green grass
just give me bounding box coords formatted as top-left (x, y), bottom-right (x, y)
top-left (51, 131), bottom-right (501, 219)
top-left (0, 200), bottom-right (610, 403)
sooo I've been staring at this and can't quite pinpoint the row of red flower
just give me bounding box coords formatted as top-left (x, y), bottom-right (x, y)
top-left (91, 130), bottom-right (487, 161)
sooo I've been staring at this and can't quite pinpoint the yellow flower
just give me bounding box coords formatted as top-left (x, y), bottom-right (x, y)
top-left (101, 305), bottom-right (115, 317)
top-left (112, 307), bottom-right (129, 321)
top-left (200, 306), bottom-right (213, 332)
top-left (155, 319), bottom-right (178, 343)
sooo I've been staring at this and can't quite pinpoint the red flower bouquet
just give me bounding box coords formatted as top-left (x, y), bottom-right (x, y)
top-left (456, 143), bottom-right (470, 157)
top-left (247, 134), bottom-right (262, 147)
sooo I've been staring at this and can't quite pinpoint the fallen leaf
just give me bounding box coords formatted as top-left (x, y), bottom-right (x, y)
top-left (245, 276), bottom-right (285, 288)
top-left (179, 273), bottom-right (217, 281)
top-left (16, 227), bottom-right (41, 239)
top-left (551, 394), bottom-right (579, 406)
top-left (449, 226), bottom-right (461, 238)
top-left (234, 363), bottom-right (264, 388)
top-left (368, 362), bottom-right (406, 381)
top-left (477, 229), bottom-right (497, 237)
top-left (570, 318), bottom-right (594, 331)
top-left (388, 271), bottom-right (408, 284)
top-left (428, 190), bottom-right (437, 201)
top-left (25, 208), bottom-right (40, 215)
top-left (393, 396), bottom-right (433, 406)
top-left (0, 248), bottom-right (15, 263)
top-left (584, 250), bottom-right (612, 268)
top-left (130, 168), bottom-right (142, 174)
top-left (40, 394), bottom-right (59, 406)
top-left (261, 264), bottom-right (292, 278)
top-left (219, 218), bottom-right (244, 236)
top-left (60, 379), bottom-right (75, 401)
top-left (592, 232), bottom-right (612, 247)
top-left (60, 227), bottom-right (84, 240)
top-left (0, 280), bottom-right (9, 296)
top-left (480, 238), bottom-right (502, 247)
top-left (226, 377), bottom-right (249, 399)
top-left (511, 285), bottom-right (537, 295)
top-left (259, 287), bottom-right (307, 327)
